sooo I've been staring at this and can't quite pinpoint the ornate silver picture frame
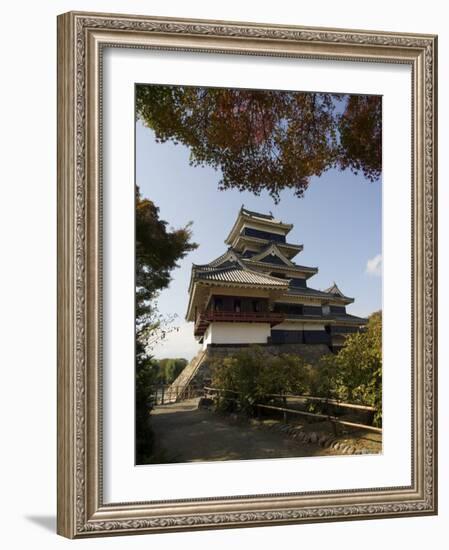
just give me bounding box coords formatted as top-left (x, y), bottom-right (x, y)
top-left (57, 11), bottom-right (437, 538)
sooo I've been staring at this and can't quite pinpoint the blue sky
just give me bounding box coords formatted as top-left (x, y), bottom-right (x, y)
top-left (136, 112), bottom-right (382, 360)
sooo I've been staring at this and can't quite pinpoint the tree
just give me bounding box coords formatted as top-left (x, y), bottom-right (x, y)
top-left (154, 358), bottom-right (188, 384)
top-left (316, 311), bottom-right (382, 425)
top-left (135, 185), bottom-right (198, 354)
top-left (337, 95), bottom-right (382, 182)
top-left (135, 187), bottom-right (197, 462)
top-left (136, 85), bottom-right (381, 202)
top-left (210, 347), bottom-right (313, 414)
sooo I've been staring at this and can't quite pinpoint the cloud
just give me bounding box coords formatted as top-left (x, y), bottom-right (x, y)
top-left (366, 254), bottom-right (382, 276)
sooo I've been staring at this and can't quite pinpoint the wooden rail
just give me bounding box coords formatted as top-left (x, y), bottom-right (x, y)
top-left (255, 404), bottom-right (382, 434)
top-left (198, 311), bottom-right (285, 323)
top-left (152, 384), bottom-right (201, 405)
top-left (204, 387), bottom-right (376, 412)
top-left (204, 386), bottom-right (381, 434)
top-left (204, 386), bottom-right (239, 395)
top-left (266, 393), bottom-right (377, 412)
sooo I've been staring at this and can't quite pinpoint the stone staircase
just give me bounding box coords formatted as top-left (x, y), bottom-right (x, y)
top-left (165, 349), bottom-right (207, 403)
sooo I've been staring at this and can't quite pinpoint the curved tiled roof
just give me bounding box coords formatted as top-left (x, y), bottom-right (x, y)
top-left (333, 313), bottom-right (368, 324)
top-left (241, 207), bottom-right (276, 221)
top-left (324, 282), bottom-right (346, 296)
top-left (194, 265), bottom-right (289, 287)
top-left (288, 286), bottom-right (354, 303)
top-left (243, 258), bottom-right (318, 273)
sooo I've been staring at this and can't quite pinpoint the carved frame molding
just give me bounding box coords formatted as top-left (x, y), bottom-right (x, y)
top-left (57, 11), bottom-right (437, 538)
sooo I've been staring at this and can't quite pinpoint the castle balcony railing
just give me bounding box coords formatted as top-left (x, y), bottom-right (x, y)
top-left (194, 311), bottom-right (285, 337)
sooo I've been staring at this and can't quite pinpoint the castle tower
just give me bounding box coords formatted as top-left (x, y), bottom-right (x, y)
top-left (185, 207), bottom-right (367, 351)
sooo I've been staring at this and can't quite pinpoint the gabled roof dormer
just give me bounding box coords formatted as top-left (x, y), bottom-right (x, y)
top-left (208, 248), bottom-right (245, 269)
top-left (248, 243), bottom-right (295, 267)
top-left (323, 282), bottom-right (354, 304)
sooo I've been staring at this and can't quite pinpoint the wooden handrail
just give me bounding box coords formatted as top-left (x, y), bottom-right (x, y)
top-left (256, 403), bottom-right (382, 434)
top-left (196, 311), bottom-right (285, 324)
top-left (204, 386), bottom-right (381, 433)
top-left (204, 387), bottom-right (376, 412)
top-left (204, 386), bottom-right (239, 394)
top-left (267, 393), bottom-right (377, 412)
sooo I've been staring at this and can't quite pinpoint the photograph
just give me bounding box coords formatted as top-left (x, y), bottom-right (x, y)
top-left (54, 9), bottom-right (437, 538)
top-left (134, 84), bottom-right (383, 465)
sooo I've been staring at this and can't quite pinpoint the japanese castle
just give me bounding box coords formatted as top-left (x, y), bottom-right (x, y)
top-left (186, 206), bottom-right (367, 352)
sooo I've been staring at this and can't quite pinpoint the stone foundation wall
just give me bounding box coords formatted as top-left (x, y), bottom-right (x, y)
top-left (206, 343), bottom-right (330, 363)
top-left (190, 343), bottom-right (330, 388)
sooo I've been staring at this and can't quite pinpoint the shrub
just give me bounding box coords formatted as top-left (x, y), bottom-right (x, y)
top-left (210, 347), bottom-right (314, 414)
top-left (209, 312), bottom-right (382, 426)
top-left (313, 311), bottom-right (382, 425)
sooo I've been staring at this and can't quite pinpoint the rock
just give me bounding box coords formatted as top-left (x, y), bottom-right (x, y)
top-left (318, 435), bottom-right (328, 447)
top-left (197, 397), bottom-right (213, 408)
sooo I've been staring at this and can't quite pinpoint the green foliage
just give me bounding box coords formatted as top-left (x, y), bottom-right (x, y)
top-left (135, 356), bottom-right (159, 463)
top-left (135, 187), bottom-right (197, 462)
top-left (209, 313), bottom-right (382, 426)
top-left (136, 85), bottom-right (381, 203)
top-left (337, 95), bottom-right (382, 182)
top-left (211, 347), bottom-right (313, 414)
top-left (136, 186), bottom-right (198, 342)
top-left (153, 358), bottom-right (188, 384)
top-left (313, 311), bottom-right (383, 425)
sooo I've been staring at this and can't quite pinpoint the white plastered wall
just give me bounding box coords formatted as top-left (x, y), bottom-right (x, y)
top-left (203, 322), bottom-right (271, 347)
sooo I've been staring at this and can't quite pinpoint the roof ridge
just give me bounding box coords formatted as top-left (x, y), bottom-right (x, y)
top-left (242, 257), bottom-right (318, 272)
top-left (242, 266), bottom-right (292, 282)
top-left (324, 282), bottom-right (346, 296)
top-left (250, 242), bottom-right (294, 266)
top-left (241, 206), bottom-right (275, 220)
top-left (194, 262), bottom-right (241, 273)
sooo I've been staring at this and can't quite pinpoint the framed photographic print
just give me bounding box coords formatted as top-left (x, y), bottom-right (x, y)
top-left (57, 11), bottom-right (438, 538)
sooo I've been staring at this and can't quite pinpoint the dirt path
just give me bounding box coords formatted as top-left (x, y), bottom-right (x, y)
top-left (150, 398), bottom-right (327, 463)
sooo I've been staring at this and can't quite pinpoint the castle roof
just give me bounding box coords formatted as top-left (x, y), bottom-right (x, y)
top-left (224, 205), bottom-right (294, 248)
top-left (287, 285), bottom-right (354, 304)
top-left (186, 208), bottom-right (362, 322)
top-left (240, 206), bottom-right (290, 226)
top-left (192, 264), bottom-right (289, 288)
top-left (324, 282), bottom-right (346, 297)
top-left (332, 313), bottom-right (368, 324)
top-left (197, 246), bottom-right (318, 277)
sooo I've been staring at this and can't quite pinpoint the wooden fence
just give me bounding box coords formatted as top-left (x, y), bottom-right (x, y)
top-left (203, 386), bottom-right (381, 434)
top-left (151, 384), bottom-right (201, 405)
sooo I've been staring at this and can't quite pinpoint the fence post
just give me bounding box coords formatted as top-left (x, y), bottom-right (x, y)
top-left (283, 411), bottom-right (287, 423)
